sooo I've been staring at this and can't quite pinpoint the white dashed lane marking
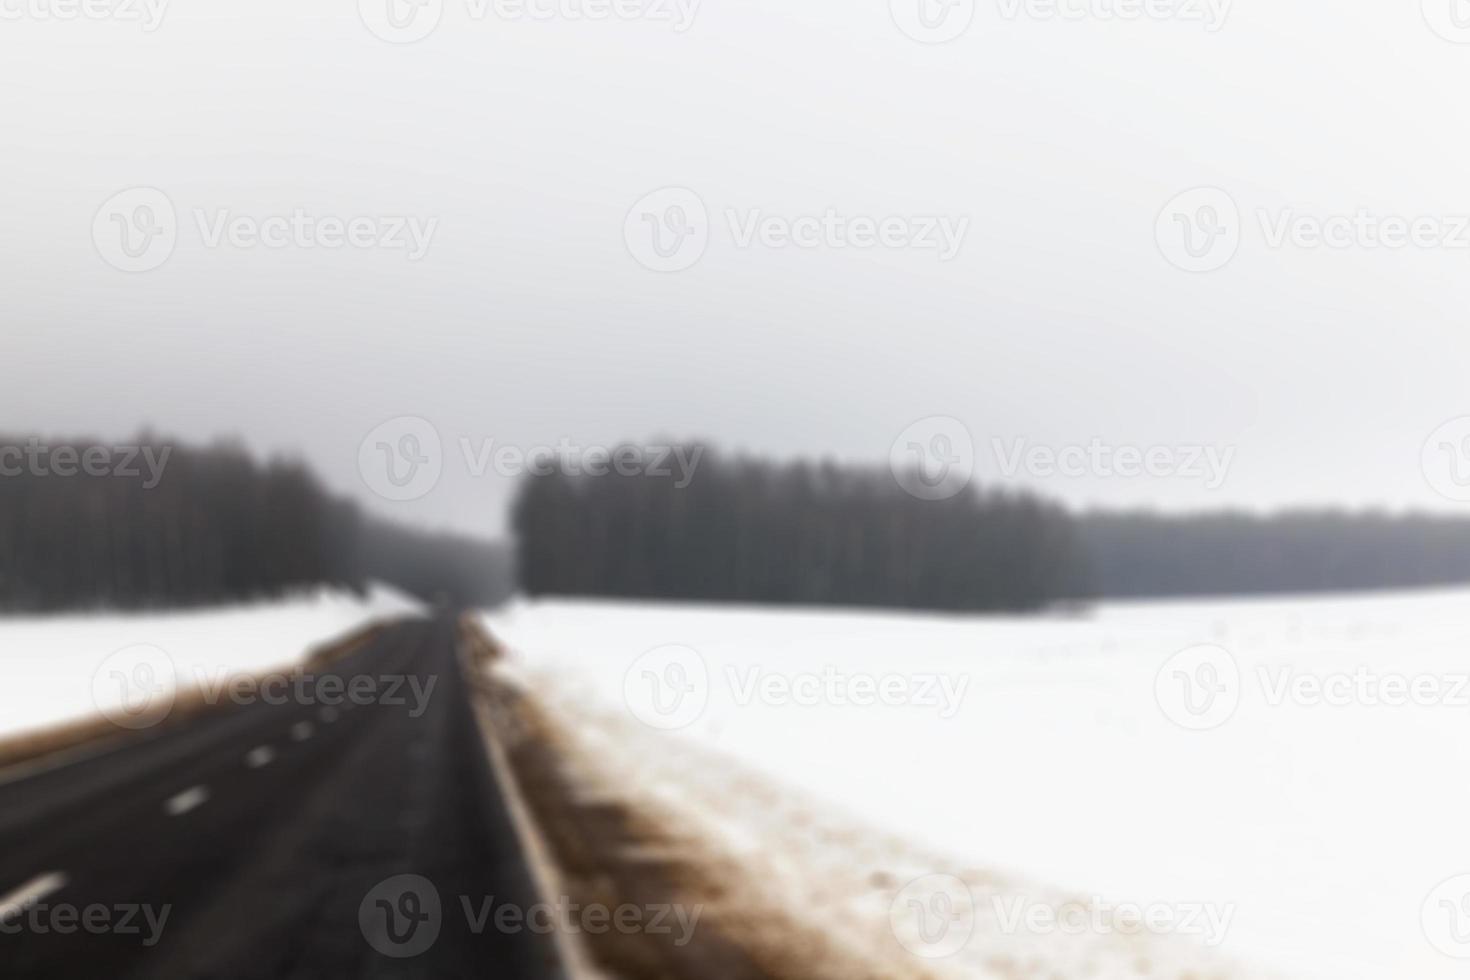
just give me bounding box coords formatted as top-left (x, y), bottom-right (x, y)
top-left (0, 872), bottom-right (68, 922)
top-left (290, 721), bottom-right (314, 742)
top-left (245, 746), bottom-right (275, 769)
top-left (164, 785), bottom-right (210, 817)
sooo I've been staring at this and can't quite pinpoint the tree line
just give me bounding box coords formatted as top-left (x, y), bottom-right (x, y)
top-left (11, 432), bottom-right (1470, 615)
top-left (0, 434), bottom-right (511, 612)
top-left (1075, 509), bottom-right (1470, 599)
top-left (514, 447), bottom-right (1085, 611)
top-left (515, 444), bottom-right (1470, 610)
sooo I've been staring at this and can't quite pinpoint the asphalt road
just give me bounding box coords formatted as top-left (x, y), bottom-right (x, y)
top-left (0, 616), bottom-right (562, 979)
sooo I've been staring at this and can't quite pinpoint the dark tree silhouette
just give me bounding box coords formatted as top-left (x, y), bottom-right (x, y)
top-left (0, 434), bottom-right (511, 611)
top-left (1074, 509), bottom-right (1470, 599)
top-left (514, 444), bottom-right (1470, 609)
top-left (513, 445), bottom-right (1085, 612)
top-left (11, 433), bottom-right (1470, 614)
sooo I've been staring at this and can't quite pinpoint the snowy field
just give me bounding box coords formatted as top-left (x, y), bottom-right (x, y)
top-left (0, 584), bottom-right (422, 741)
top-left (485, 589), bottom-right (1470, 979)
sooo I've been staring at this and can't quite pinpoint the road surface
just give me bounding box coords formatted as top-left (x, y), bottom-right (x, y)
top-left (0, 616), bottom-right (561, 979)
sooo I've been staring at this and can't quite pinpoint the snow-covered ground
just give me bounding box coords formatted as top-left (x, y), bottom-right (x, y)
top-left (0, 584), bottom-right (422, 741)
top-left (484, 589), bottom-right (1470, 980)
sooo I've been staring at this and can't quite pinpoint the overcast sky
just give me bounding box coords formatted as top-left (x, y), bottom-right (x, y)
top-left (4, 0), bottom-right (1470, 536)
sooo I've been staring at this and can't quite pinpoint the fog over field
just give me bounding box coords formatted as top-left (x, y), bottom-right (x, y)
top-left (4, 2), bottom-right (1470, 533)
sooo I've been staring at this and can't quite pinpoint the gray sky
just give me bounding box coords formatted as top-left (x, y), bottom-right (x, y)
top-left (4, 0), bottom-right (1470, 536)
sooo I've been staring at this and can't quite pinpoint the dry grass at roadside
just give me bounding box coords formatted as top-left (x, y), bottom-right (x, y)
top-left (460, 616), bottom-right (941, 980)
top-left (461, 616), bottom-right (1274, 980)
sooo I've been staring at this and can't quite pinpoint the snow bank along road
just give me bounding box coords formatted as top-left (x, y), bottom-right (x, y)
top-left (0, 616), bottom-right (561, 979)
top-left (486, 590), bottom-right (1470, 979)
